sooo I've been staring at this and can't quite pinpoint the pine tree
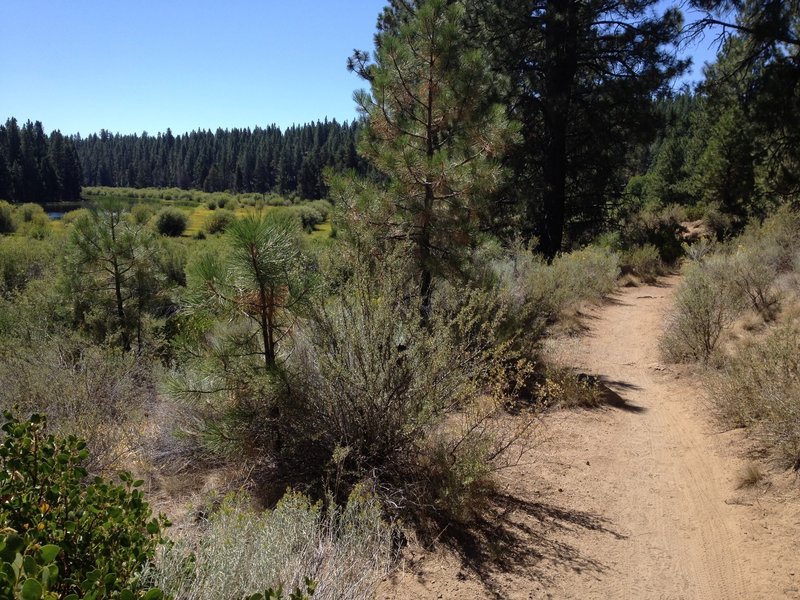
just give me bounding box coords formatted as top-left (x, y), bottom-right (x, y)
top-left (349, 0), bottom-right (516, 317)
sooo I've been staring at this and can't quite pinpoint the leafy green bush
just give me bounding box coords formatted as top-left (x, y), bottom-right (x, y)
top-left (61, 208), bottom-right (91, 226)
top-left (0, 530), bottom-right (61, 600)
top-left (148, 490), bottom-right (386, 600)
top-left (0, 412), bottom-right (168, 597)
top-left (154, 209), bottom-right (188, 237)
top-left (203, 209), bottom-right (236, 234)
top-left (15, 204), bottom-right (51, 240)
top-left (17, 204), bottom-right (44, 223)
top-left (708, 325), bottom-right (800, 467)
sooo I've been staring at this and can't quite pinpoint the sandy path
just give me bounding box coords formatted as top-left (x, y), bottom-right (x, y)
top-left (383, 277), bottom-right (800, 599)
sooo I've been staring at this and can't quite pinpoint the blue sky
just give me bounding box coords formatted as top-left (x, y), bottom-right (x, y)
top-left (2, 1), bottom-right (719, 137)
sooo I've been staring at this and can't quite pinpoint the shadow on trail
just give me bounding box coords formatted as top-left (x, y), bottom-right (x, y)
top-left (423, 492), bottom-right (626, 599)
top-left (597, 377), bottom-right (647, 414)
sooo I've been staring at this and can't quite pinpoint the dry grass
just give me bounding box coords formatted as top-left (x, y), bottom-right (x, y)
top-left (736, 463), bottom-right (766, 489)
top-left (708, 323), bottom-right (800, 468)
top-left (147, 489), bottom-right (394, 600)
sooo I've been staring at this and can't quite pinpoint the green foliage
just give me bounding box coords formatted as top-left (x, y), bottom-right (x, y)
top-left (0, 412), bottom-right (168, 597)
top-left (619, 244), bottom-right (663, 283)
top-left (186, 212), bottom-right (310, 370)
top-left (76, 119), bottom-right (364, 199)
top-left (660, 262), bottom-right (737, 362)
top-left (0, 237), bottom-right (55, 299)
top-left (0, 531), bottom-right (61, 600)
top-left (154, 208), bottom-right (187, 237)
top-left (620, 203), bottom-right (687, 263)
top-left (0, 201), bottom-right (16, 235)
top-left (148, 490), bottom-right (387, 600)
top-left (63, 205), bottom-right (174, 352)
top-left (130, 204), bottom-right (155, 226)
top-left (0, 118), bottom-right (82, 204)
top-left (168, 214), bottom-right (313, 456)
top-left (284, 248), bottom-right (536, 521)
top-left (350, 0), bottom-right (517, 314)
top-left (61, 209), bottom-right (91, 226)
top-left (470, 0), bottom-right (685, 255)
top-left (202, 208), bottom-right (235, 234)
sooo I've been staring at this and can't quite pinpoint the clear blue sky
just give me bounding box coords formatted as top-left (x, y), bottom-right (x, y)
top-left (2, 1), bottom-right (718, 137)
top-left (2, 0), bottom-right (387, 136)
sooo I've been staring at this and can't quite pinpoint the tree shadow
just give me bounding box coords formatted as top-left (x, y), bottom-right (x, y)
top-left (597, 377), bottom-right (647, 413)
top-left (417, 492), bottom-right (626, 599)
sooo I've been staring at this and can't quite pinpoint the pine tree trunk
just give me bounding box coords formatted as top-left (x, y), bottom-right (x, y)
top-left (540, 0), bottom-right (579, 260)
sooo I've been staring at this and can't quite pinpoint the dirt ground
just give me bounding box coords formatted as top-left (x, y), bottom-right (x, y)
top-left (380, 276), bottom-right (800, 599)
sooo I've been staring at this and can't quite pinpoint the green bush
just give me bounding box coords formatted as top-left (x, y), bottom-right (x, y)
top-left (61, 208), bottom-right (91, 226)
top-left (148, 490), bottom-right (386, 600)
top-left (0, 201), bottom-right (17, 234)
top-left (203, 208), bottom-right (236, 234)
top-left (14, 204), bottom-right (51, 240)
top-left (131, 204), bottom-right (155, 225)
top-left (154, 209), bottom-right (188, 237)
top-left (660, 262), bottom-right (737, 362)
top-left (520, 246), bottom-right (619, 319)
top-left (0, 237), bottom-right (55, 298)
top-left (621, 203), bottom-right (687, 263)
top-left (17, 204), bottom-right (45, 223)
top-left (620, 244), bottom-right (663, 283)
top-left (283, 252), bottom-right (536, 521)
top-left (0, 411), bottom-right (168, 597)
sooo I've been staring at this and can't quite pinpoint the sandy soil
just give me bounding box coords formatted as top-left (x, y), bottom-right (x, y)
top-left (381, 277), bottom-right (800, 599)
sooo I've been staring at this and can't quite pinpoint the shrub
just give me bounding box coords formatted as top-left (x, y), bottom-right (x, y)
top-left (0, 411), bottom-right (168, 597)
top-left (203, 208), bottom-right (236, 234)
top-left (283, 252), bottom-right (537, 521)
top-left (660, 262), bottom-right (738, 362)
top-left (61, 208), bottom-right (91, 226)
top-left (708, 325), bottom-right (800, 467)
top-left (620, 244), bottom-right (662, 283)
top-left (0, 236), bottom-right (55, 298)
top-left (681, 237), bottom-right (716, 262)
top-left (155, 208), bottom-right (188, 237)
top-left (17, 203), bottom-right (45, 223)
top-left (523, 246), bottom-right (619, 319)
top-left (158, 238), bottom-right (188, 287)
top-left (0, 336), bottom-right (156, 473)
top-left (622, 203), bottom-right (687, 263)
top-left (0, 201), bottom-right (17, 234)
top-left (147, 489), bottom-right (389, 600)
top-left (726, 246), bottom-right (781, 320)
top-left (131, 203), bottom-right (156, 225)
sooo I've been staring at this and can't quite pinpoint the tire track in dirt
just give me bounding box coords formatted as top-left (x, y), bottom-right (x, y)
top-left (538, 277), bottom-right (779, 599)
top-left (382, 277), bottom-right (799, 600)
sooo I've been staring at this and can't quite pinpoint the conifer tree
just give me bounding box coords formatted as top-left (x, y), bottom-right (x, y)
top-left (349, 0), bottom-right (516, 317)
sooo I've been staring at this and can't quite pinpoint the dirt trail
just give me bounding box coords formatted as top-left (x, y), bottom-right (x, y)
top-left (382, 277), bottom-right (800, 599)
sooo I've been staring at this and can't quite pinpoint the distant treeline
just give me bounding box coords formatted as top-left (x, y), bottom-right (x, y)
top-left (73, 120), bottom-right (370, 200)
top-left (0, 118), bottom-right (83, 203)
